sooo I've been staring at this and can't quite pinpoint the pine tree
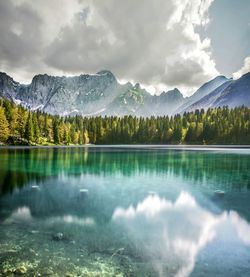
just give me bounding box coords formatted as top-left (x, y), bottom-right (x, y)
top-left (0, 98), bottom-right (249, 145)
top-left (24, 112), bottom-right (34, 143)
top-left (53, 118), bottom-right (60, 144)
top-left (33, 113), bottom-right (40, 143)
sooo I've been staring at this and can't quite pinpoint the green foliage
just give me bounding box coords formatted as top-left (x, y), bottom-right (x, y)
top-left (0, 106), bottom-right (10, 143)
top-left (52, 118), bottom-right (60, 144)
top-left (0, 98), bottom-right (249, 145)
top-left (24, 112), bottom-right (34, 143)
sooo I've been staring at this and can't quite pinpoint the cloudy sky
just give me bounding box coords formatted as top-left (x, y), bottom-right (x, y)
top-left (0, 0), bottom-right (249, 96)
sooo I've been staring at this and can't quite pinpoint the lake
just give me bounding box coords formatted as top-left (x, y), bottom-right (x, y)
top-left (0, 146), bottom-right (250, 276)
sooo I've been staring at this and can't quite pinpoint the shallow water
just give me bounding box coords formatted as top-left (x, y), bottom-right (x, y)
top-left (0, 146), bottom-right (250, 276)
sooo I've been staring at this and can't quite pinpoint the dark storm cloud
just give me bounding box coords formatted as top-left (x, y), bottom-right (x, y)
top-left (0, 1), bottom-right (42, 70)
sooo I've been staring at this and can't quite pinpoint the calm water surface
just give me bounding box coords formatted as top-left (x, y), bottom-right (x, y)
top-left (0, 146), bottom-right (250, 276)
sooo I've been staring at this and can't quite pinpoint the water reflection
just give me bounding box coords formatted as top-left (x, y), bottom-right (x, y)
top-left (113, 192), bottom-right (250, 277)
top-left (47, 215), bottom-right (95, 226)
top-left (5, 206), bottom-right (32, 224)
top-left (1, 147), bottom-right (250, 195)
top-left (0, 147), bottom-right (250, 276)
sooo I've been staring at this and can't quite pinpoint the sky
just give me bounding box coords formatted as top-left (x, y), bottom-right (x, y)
top-left (0, 0), bottom-right (249, 96)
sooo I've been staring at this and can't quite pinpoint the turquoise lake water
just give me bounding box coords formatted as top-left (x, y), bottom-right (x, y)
top-left (0, 146), bottom-right (250, 276)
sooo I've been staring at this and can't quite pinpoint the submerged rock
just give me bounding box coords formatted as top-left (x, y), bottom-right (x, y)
top-left (15, 265), bottom-right (27, 275)
top-left (2, 268), bottom-right (14, 275)
top-left (52, 232), bottom-right (64, 241)
top-left (30, 230), bottom-right (39, 234)
top-left (43, 268), bottom-right (54, 275)
top-left (31, 185), bottom-right (40, 189)
top-left (79, 188), bottom-right (89, 194)
top-left (214, 190), bottom-right (225, 197)
top-left (79, 188), bottom-right (89, 200)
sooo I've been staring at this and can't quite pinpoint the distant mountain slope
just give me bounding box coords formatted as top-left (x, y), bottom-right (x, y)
top-left (213, 72), bottom-right (250, 108)
top-left (183, 72), bottom-right (250, 112)
top-left (105, 85), bottom-right (184, 116)
top-left (176, 75), bottom-right (229, 113)
top-left (184, 80), bottom-right (233, 112)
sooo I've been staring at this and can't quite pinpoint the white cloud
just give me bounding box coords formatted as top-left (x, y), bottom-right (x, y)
top-left (0, 0), bottom-right (218, 94)
top-left (233, 56), bottom-right (250, 79)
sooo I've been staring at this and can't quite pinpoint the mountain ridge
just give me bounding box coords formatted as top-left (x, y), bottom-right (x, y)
top-left (175, 75), bottom-right (230, 114)
top-left (182, 72), bottom-right (250, 112)
top-left (0, 70), bottom-right (250, 116)
top-left (0, 70), bottom-right (185, 116)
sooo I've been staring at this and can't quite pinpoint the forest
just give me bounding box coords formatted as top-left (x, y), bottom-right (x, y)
top-left (0, 97), bottom-right (249, 145)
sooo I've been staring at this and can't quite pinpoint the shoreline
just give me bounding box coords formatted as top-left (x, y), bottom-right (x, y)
top-left (0, 144), bottom-right (250, 150)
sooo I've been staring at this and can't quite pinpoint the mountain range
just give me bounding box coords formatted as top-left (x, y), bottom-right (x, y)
top-left (0, 70), bottom-right (250, 116)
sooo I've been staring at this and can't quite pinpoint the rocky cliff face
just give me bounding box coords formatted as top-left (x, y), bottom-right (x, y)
top-left (12, 70), bottom-right (121, 115)
top-left (0, 71), bottom-right (185, 116)
top-left (0, 72), bottom-right (20, 99)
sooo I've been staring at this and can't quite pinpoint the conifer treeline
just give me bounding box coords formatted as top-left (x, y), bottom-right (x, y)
top-left (0, 98), bottom-right (249, 145)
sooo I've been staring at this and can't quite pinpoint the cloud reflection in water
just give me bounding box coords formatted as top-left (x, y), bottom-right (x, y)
top-left (47, 215), bottom-right (95, 226)
top-left (112, 192), bottom-right (250, 277)
top-left (4, 206), bottom-right (32, 224)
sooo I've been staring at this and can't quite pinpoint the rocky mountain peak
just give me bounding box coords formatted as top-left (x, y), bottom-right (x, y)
top-left (0, 71), bottom-right (249, 116)
top-left (96, 70), bottom-right (116, 81)
top-left (0, 72), bottom-right (18, 85)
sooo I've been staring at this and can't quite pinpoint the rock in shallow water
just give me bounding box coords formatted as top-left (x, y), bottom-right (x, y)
top-left (52, 232), bottom-right (64, 241)
top-left (31, 185), bottom-right (40, 189)
top-left (43, 268), bottom-right (53, 275)
top-left (15, 265), bottom-right (27, 274)
top-left (2, 268), bottom-right (14, 275)
top-left (79, 188), bottom-right (88, 193)
top-left (214, 190), bottom-right (225, 197)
